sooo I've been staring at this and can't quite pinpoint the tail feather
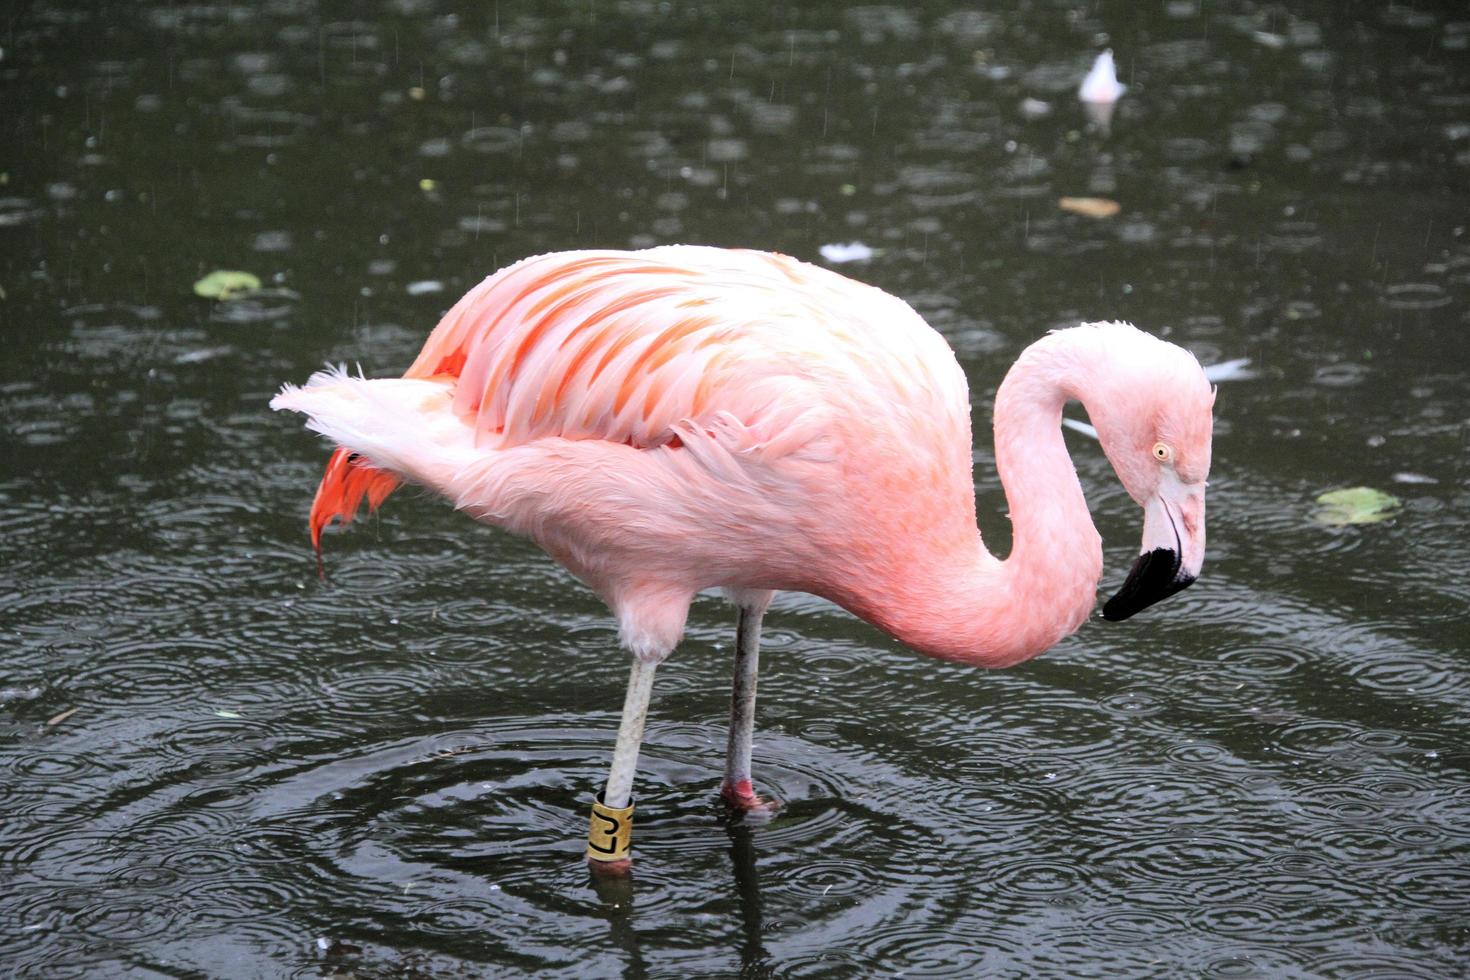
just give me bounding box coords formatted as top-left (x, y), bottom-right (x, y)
top-left (309, 447), bottom-right (402, 556)
top-left (273, 367), bottom-right (467, 565)
top-left (272, 366), bottom-right (417, 561)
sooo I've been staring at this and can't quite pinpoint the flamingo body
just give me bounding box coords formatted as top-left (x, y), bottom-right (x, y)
top-left (273, 247), bottom-right (1215, 862)
top-left (274, 246), bottom-right (1213, 665)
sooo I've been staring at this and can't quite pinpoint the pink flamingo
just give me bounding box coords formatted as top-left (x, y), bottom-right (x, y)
top-left (271, 246), bottom-right (1213, 871)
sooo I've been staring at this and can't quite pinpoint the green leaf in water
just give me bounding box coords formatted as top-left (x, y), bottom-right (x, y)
top-left (213, 709), bottom-right (243, 719)
top-left (1313, 487), bottom-right (1401, 526)
top-left (193, 269), bottom-right (261, 300)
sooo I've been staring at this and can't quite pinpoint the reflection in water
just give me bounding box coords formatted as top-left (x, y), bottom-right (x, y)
top-left (725, 819), bottom-right (770, 978)
top-left (589, 870), bottom-right (646, 980)
top-left (584, 812), bottom-right (765, 978)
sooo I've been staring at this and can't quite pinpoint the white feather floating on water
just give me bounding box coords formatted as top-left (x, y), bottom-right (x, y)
top-left (819, 242), bottom-right (877, 264)
top-left (1062, 418), bottom-right (1100, 440)
top-left (1079, 50), bottom-right (1127, 104)
top-left (1064, 357), bottom-right (1254, 440)
top-left (1020, 97), bottom-right (1052, 119)
top-left (1202, 358), bottom-right (1257, 383)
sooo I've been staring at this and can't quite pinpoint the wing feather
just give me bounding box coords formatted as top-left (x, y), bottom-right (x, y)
top-left (402, 246), bottom-right (969, 460)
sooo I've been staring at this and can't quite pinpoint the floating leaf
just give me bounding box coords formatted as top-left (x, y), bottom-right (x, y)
top-left (1059, 196), bottom-right (1121, 218)
top-left (1313, 487), bottom-right (1401, 526)
top-left (193, 269), bottom-right (261, 300)
top-left (213, 709), bottom-right (242, 719)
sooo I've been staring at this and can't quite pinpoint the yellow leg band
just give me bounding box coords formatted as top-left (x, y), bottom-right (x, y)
top-left (586, 794), bottom-right (634, 862)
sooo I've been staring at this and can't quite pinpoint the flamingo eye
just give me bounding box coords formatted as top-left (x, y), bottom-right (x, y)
top-left (1153, 442), bottom-right (1172, 463)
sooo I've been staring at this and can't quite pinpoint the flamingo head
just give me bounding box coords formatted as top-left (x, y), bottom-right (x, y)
top-left (1082, 326), bottom-right (1215, 621)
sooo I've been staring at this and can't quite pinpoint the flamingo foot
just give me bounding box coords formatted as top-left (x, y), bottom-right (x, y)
top-left (586, 855), bottom-right (633, 877)
top-left (720, 778), bottom-right (781, 814)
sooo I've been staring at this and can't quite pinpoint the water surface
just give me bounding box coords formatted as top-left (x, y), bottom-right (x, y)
top-left (4, 1), bottom-right (1469, 975)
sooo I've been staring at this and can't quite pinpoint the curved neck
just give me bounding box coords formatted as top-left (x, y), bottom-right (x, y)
top-left (851, 336), bottom-right (1104, 668)
top-left (989, 341), bottom-right (1104, 652)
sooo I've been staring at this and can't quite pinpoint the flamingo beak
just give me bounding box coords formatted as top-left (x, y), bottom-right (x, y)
top-left (1102, 475), bottom-right (1205, 622)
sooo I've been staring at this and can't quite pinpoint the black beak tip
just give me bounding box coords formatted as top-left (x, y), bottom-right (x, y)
top-left (1102, 548), bottom-right (1195, 622)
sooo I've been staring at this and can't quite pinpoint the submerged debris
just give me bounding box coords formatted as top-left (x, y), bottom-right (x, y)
top-left (46, 706), bottom-right (80, 727)
top-left (1058, 196), bottom-right (1121, 218)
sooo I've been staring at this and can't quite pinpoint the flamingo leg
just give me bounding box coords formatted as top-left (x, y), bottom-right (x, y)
top-left (722, 594), bottom-right (776, 810)
top-left (604, 657), bottom-right (656, 808)
top-left (587, 657), bottom-right (656, 871)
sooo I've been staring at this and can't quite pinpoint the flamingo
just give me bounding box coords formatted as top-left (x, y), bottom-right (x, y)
top-left (271, 246), bottom-right (1214, 872)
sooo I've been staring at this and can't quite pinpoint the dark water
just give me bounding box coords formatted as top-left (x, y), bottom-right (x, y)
top-left (4, 1), bottom-right (1470, 975)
